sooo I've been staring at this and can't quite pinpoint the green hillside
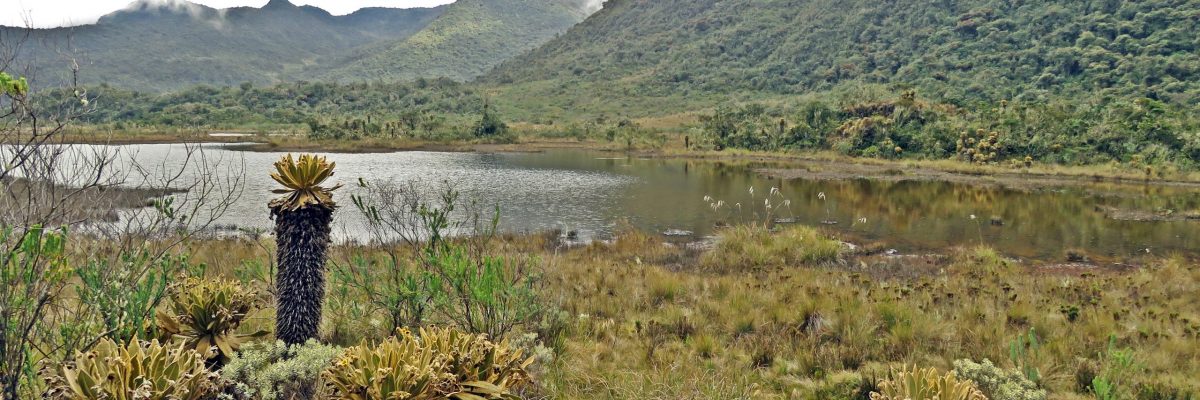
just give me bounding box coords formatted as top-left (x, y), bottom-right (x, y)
top-left (313, 0), bottom-right (590, 82)
top-left (474, 0), bottom-right (1200, 166)
top-left (5, 0), bottom-right (445, 92)
top-left (22, 0), bottom-right (1200, 167)
top-left (487, 0), bottom-right (1200, 107)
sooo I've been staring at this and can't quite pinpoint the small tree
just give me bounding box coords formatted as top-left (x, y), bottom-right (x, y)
top-left (474, 99), bottom-right (508, 138)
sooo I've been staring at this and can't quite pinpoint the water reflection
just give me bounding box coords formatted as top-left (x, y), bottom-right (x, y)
top-left (61, 144), bottom-right (1200, 263)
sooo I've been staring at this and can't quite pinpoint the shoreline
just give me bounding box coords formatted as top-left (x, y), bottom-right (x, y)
top-left (52, 131), bottom-right (1200, 189)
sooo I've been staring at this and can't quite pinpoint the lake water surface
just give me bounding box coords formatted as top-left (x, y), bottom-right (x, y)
top-left (82, 143), bottom-right (1200, 263)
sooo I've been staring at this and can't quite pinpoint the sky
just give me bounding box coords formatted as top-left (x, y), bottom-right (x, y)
top-left (0, 0), bottom-right (458, 28)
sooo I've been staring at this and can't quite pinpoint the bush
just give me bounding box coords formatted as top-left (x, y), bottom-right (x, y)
top-left (870, 365), bottom-right (987, 400)
top-left (219, 340), bottom-right (343, 400)
top-left (157, 277), bottom-right (267, 366)
top-left (348, 180), bottom-right (546, 339)
top-left (954, 359), bottom-right (1046, 400)
top-left (42, 339), bottom-right (219, 400)
top-left (323, 327), bottom-right (533, 400)
top-left (427, 245), bottom-right (544, 340)
top-left (75, 251), bottom-right (182, 343)
top-left (474, 101), bottom-right (509, 138)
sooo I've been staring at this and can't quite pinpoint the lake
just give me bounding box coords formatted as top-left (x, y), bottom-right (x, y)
top-left (66, 143), bottom-right (1200, 264)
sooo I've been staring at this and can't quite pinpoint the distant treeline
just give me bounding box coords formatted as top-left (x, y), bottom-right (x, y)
top-left (47, 79), bottom-right (482, 133)
top-left (695, 86), bottom-right (1200, 169)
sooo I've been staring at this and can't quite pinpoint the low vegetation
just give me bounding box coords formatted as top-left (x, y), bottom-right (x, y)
top-left (324, 327), bottom-right (532, 399)
top-left (41, 339), bottom-right (219, 400)
top-left (155, 277), bottom-right (267, 366)
top-left (871, 365), bottom-right (987, 400)
top-left (5, 205), bottom-right (1199, 399)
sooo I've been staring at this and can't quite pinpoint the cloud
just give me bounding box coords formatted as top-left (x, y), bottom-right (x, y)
top-left (110, 0), bottom-right (228, 29)
top-left (2, 0), bottom-right (457, 28)
top-left (581, 0), bottom-right (604, 13)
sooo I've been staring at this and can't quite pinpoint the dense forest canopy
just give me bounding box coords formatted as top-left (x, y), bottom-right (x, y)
top-left (487, 0), bottom-right (1200, 107)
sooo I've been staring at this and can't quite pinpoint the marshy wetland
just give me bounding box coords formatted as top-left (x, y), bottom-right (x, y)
top-left (82, 143), bottom-right (1200, 265)
top-left (6, 141), bottom-right (1200, 400)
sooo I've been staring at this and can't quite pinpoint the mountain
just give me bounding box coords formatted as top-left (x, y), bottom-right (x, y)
top-left (6, 0), bottom-right (446, 91)
top-left (486, 0), bottom-right (1200, 110)
top-left (312, 0), bottom-right (592, 83)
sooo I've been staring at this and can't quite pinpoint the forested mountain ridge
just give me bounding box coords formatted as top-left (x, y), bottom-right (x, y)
top-left (312, 0), bottom-right (592, 83)
top-left (4, 0), bottom-right (595, 92)
top-left (486, 0), bottom-right (1200, 107)
top-left (5, 0), bottom-right (447, 92)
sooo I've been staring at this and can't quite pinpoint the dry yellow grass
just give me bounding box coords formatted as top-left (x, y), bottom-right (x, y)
top-left (61, 225), bottom-right (1200, 399)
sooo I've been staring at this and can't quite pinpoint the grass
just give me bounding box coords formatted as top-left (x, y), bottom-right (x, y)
top-left (539, 234), bottom-right (1200, 399)
top-left (143, 224), bottom-right (1200, 399)
top-left (700, 225), bottom-right (845, 272)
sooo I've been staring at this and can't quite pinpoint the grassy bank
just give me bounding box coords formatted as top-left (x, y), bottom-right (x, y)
top-left (143, 225), bottom-right (1200, 399)
top-left (45, 125), bottom-right (1200, 188)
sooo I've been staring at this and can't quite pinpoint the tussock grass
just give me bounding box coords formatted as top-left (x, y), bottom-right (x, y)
top-left (701, 225), bottom-right (844, 272)
top-left (539, 231), bottom-right (1200, 399)
top-left (144, 227), bottom-right (1200, 399)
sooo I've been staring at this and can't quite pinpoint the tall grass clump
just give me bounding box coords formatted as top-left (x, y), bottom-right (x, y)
top-left (701, 224), bottom-right (843, 272)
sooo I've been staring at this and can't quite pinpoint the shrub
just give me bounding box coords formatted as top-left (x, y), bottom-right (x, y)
top-left (219, 340), bottom-right (343, 400)
top-left (323, 327), bottom-right (533, 400)
top-left (347, 180), bottom-right (546, 340)
top-left (41, 338), bottom-right (219, 400)
top-left (157, 277), bottom-right (267, 366)
top-left (953, 359), bottom-right (1046, 400)
top-left (870, 365), bottom-right (987, 400)
top-left (474, 101), bottom-right (509, 138)
top-left (426, 245), bottom-right (544, 340)
top-left (75, 251), bottom-right (183, 343)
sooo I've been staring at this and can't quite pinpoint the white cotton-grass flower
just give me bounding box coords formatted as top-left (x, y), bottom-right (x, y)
top-left (858, 217), bottom-right (867, 224)
top-left (704, 195), bottom-right (713, 202)
top-left (818, 192), bottom-right (826, 200)
top-left (970, 214), bottom-right (977, 220)
top-left (749, 186), bottom-right (755, 196)
top-left (770, 187), bottom-right (781, 196)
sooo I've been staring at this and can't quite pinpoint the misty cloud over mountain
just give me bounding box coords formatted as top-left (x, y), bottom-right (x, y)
top-left (4, 0), bottom-right (590, 91)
